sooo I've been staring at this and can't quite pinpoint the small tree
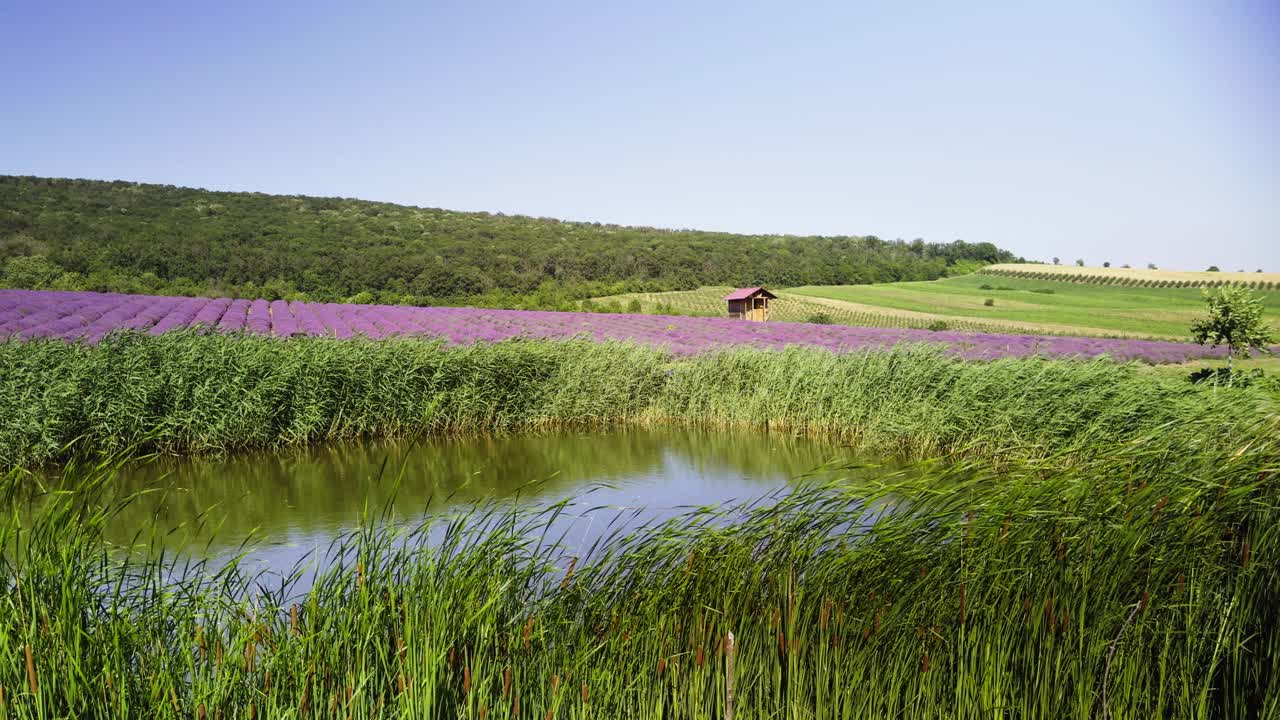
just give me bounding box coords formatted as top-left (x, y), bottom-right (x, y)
top-left (1147, 263), bottom-right (1157, 270)
top-left (1206, 266), bottom-right (1220, 272)
top-left (1190, 287), bottom-right (1274, 377)
top-left (1052, 257), bottom-right (1060, 265)
top-left (1075, 259), bottom-right (1084, 267)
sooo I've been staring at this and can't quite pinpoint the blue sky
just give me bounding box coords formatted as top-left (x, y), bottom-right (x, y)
top-left (3, 0), bottom-right (1276, 270)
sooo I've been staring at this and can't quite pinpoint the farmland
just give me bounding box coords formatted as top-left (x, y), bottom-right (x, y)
top-left (0, 289), bottom-right (1235, 363)
top-left (789, 272), bottom-right (1280, 339)
top-left (982, 263), bottom-right (1280, 287)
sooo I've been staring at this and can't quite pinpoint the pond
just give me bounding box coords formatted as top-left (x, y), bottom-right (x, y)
top-left (42, 427), bottom-right (898, 579)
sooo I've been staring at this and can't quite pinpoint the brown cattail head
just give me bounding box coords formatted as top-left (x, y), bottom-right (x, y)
top-left (552, 673), bottom-right (560, 693)
top-left (1044, 597), bottom-right (1054, 630)
top-left (244, 640), bottom-right (256, 673)
top-left (921, 653), bottom-right (930, 673)
top-left (1153, 496), bottom-right (1168, 517)
top-left (523, 615), bottom-right (534, 651)
top-left (862, 626), bottom-right (871, 641)
top-left (657, 658), bottom-right (666, 676)
top-left (479, 704), bottom-right (488, 720)
top-left (463, 665), bottom-right (472, 694)
top-left (778, 631), bottom-right (787, 655)
top-left (25, 644), bottom-right (37, 695)
top-left (291, 604), bottom-right (299, 636)
top-left (197, 703), bottom-right (206, 720)
top-left (1243, 541), bottom-right (1251, 568)
top-left (1139, 591), bottom-right (1149, 612)
top-left (695, 645), bottom-right (705, 667)
top-left (1057, 542), bottom-right (1065, 563)
top-left (562, 557), bottom-right (577, 589)
top-left (772, 607), bottom-right (781, 627)
top-left (1176, 573), bottom-right (1186, 594)
top-left (581, 682), bottom-right (589, 704)
top-left (448, 646), bottom-right (456, 668)
top-left (503, 667), bottom-right (512, 697)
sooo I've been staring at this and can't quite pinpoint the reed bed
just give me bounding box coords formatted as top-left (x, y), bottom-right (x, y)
top-left (0, 412), bottom-right (1277, 718)
top-left (1, 331), bottom-right (1272, 470)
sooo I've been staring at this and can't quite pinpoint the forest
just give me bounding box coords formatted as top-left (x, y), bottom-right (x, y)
top-left (0, 176), bottom-right (1017, 306)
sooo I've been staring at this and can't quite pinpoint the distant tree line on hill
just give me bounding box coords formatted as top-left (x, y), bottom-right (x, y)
top-left (0, 176), bottom-right (1017, 307)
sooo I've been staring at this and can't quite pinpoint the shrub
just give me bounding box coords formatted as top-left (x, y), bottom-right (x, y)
top-left (926, 320), bottom-right (949, 331)
top-left (983, 298), bottom-right (995, 307)
top-left (1031, 288), bottom-right (1055, 294)
top-left (979, 284), bottom-right (994, 290)
top-left (805, 312), bottom-right (833, 325)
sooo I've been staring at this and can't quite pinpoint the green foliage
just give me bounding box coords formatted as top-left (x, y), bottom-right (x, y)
top-left (926, 320), bottom-right (948, 331)
top-left (0, 176), bottom-right (1019, 304)
top-left (1207, 266), bottom-right (1221, 272)
top-left (1191, 287), bottom-right (1275, 360)
top-left (805, 312), bottom-right (833, 324)
top-left (1, 400), bottom-right (1276, 717)
top-left (1030, 288), bottom-right (1055, 294)
top-left (983, 298), bottom-right (995, 307)
top-left (0, 333), bottom-right (1268, 470)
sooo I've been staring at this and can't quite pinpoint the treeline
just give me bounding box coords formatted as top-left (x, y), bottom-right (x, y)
top-left (0, 175), bottom-right (1017, 306)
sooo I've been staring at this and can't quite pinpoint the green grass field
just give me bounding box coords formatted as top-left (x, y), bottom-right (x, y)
top-left (588, 287), bottom-right (1065, 335)
top-left (788, 273), bottom-right (1280, 339)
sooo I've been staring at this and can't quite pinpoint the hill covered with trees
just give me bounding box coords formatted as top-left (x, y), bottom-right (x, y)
top-left (0, 176), bottom-right (1018, 306)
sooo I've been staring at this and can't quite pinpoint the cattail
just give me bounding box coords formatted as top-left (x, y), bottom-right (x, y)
top-left (248, 703), bottom-right (256, 720)
top-left (524, 615), bottom-right (535, 650)
top-left (512, 694), bottom-right (519, 718)
top-left (1175, 573), bottom-right (1186, 594)
top-left (552, 673), bottom-right (560, 693)
top-left (299, 686), bottom-right (310, 716)
top-left (264, 669), bottom-right (272, 693)
top-left (291, 604), bottom-right (299, 635)
top-left (25, 644), bottom-right (36, 695)
top-left (862, 626), bottom-right (871, 641)
top-left (1139, 591), bottom-right (1149, 612)
top-left (244, 638), bottom-right (256, 673)
top-left (777, 631), bottom-right (787, 655)
top-left (1059, 611), bottom-right (1070, 634)
top-left (357, 562), bottom-right (364, 589)
top-left (197, 702), bottom-right (206, 720)
top-left (1057, 542), bottom-right (1065, 563)
top-left (657, 658), bottom-right (666, 676)
top-left (1243, 541), bottom-right (1251, 568)
top-left (1044, 596), bottom-right (1054, 629)
top-left (463, 665), bottom-right (471, 694)
top-left (196, 625), bottom-right (206, 663)
top-left (772, 607), bottom-right (780, 627)
top-left (874, 608), bottom-right (882, 635)
top-left (503, 667), bottom-right (512, 697)
top-left (921, 653), bottom-right (930, 673)
top-left (479, 704), bottom-right (488, 720)
top-left (820, 599), bottom-right (830, 631)
top-left (545, 709), bottom-right (553, 720)
top-left (561, 557), bottom-right (577, 589)
top-left (448, 646), bottom-right (456, 668)
top-left (581, 682), bottom-right (589, 704)
top-left (695, 645), bottom-right (705, 666)
top-left (919, 564), bottom-right (927, 579)
top-left (687, 551), bottom-right (695, 570)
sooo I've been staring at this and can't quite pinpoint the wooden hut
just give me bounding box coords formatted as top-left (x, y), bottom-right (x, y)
top-left (724, 287), bottom-right (776, 322)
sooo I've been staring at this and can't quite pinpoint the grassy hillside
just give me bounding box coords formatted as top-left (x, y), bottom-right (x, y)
top-left (0, 175), bottom-right (1015, 305)
top-left (786, 274), bottom-right (1280, 339)
top-left (983, 263), bottom-right (1278, 288)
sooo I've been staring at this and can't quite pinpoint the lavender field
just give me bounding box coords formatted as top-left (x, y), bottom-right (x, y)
top-left (0, 289), bottom-right (1234, 364)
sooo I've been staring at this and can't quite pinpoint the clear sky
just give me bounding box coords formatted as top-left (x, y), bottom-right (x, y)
top-left (3, 0), bottom-right (1276, 271)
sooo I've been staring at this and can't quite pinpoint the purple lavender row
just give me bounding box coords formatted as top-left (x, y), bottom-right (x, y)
top-left (0, 289), bottom-right (1245, 364)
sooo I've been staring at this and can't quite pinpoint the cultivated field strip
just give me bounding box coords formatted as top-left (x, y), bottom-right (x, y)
top-left (981, 264), bottom-right (1280, 288)
top-left (0, 289), bottom-right (1236, 363)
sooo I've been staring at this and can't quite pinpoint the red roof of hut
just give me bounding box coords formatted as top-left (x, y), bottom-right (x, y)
top-left (723, 287), bottom-right (777, 301)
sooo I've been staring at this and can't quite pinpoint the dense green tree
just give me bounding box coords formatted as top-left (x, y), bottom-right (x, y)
top-left (0, 175), bottom-right (1020, 306)
top-left (1190, 287), bottom-right (1275, 375)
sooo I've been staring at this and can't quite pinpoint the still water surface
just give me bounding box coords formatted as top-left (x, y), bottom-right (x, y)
top-left (80, 428), bottom-right (889, 577)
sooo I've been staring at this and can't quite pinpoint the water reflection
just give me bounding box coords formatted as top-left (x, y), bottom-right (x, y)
top-left (46, 428), bottom-right (893, 577)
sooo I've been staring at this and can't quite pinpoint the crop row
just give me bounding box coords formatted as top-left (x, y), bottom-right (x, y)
top-left (978, 268), bottom-right (1279, 290)
top-left (0, 289), bottom-right (1234, 364)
